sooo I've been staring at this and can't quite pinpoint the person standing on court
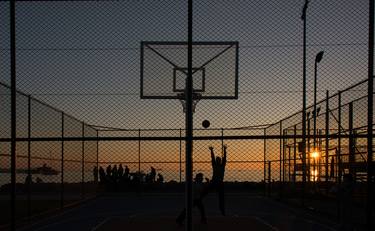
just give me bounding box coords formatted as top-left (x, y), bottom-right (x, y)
top-left (176, 173), bottom-right (207, 225)
top-left (208, 144), bottom-right (227, 216)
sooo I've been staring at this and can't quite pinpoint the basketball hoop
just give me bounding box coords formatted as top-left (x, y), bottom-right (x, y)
top-left (178, 92), bottom-right (202, 113)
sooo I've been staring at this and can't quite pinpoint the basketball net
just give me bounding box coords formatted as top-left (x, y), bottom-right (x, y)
top-left (178, 92), bottom-right (202, 113)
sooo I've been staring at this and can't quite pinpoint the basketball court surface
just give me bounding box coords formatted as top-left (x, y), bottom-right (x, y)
top-left (18, 193), bottom-right (339, 231)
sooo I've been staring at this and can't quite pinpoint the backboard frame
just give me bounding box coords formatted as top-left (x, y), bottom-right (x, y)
top-left (140, 41), bottom-right (239, 100)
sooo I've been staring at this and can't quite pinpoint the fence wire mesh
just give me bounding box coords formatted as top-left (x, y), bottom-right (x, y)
top-left (0, 0), bottom-right (374, 230)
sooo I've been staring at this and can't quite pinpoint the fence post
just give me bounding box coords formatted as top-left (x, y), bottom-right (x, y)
top-left (264, 128), bottom-right (266, 196)
top-left (288, 143), bottom-right (291, 183)
top-left (268, 161), bottom-right (271, 197)
top-left (348, 102), bottom-right (355, 179)
top-left (221, 128), bottom-right (224, 153)
top-left (367, 1), bottom-right (374, 229)
top-left (81, 122), bottom-right (85, 200)
top-left (138, 129), bottom-right (141, 175)
top-left (337, 91), bottom-right (342, 221)
top-left (27, 95), bottom-right (31, 221)
top-left (325, 91), bottom-right (329, 184)
top-left (293, 125), bottom-right (297, 184)
top-left (179, 128), bottom-right (182, 183)
top-left (279, 121), bottom-right (283, 199)
top-left (96, 130), bottom-right (99, 184)
top-left (318, 129), bottom-right (322, 181)
top-left (307, 113), bottom-right (311, 182)
top-left (10, 0), bottom-right (16, 229)
top-left (61, 112), bottom-right (64, 209)
top-left (338, 91), bottom-right (342, 184)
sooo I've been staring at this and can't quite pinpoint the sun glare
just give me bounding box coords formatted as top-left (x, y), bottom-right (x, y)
top-left (311, 151), bottom-right (319, 159)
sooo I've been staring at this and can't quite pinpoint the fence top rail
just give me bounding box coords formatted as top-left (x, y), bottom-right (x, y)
top-left (280, 94), bottom-right (370, 131)
top-left (93, 124), bottom-right (271, 133)
top-left (0, 81), bottom-right (97, 131)
top-left (0, 132), bottom-right (371, 142)
top-left (265, 77), bottom-right (371, 130)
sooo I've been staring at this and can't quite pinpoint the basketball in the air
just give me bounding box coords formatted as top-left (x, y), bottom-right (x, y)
top-left (202, 120), bottom-right (210, 128)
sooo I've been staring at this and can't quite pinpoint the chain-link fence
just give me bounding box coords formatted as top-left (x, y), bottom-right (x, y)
top-left (1, 0), bottom-right (374, 230)
top-left (0, 83), bottom-right (98, 229)
top-left (264, 79), bottom-right (372, 228)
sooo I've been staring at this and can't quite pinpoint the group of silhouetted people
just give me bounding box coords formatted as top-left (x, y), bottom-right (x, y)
top-left (176, 145), bottom-right (228, 225)
top-left (93, 164), bottom-right (164, 191)
top-left (93, 144), bottom-right (229, 223)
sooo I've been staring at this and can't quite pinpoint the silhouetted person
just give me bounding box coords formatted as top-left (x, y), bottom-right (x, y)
top-left (118, 164), bottom-right (124, 179)
top-left (99, 166), bottom-right (106, 184)
top-left (93, 166), bottom-right (98, 183)
top-left (157, 173), bottom-right (164, 183)
top-left (208, 145), bottom-right (227, 216)
top-left (112, 165), bottom-right (118, 181)
top-left (106, 165), bottom-right (112, 177)
top-left (149, 166), bottom-right (156, 183)
top-left (176, 173), bottom-right (207, 225)
top-left (124, 165), bottom-right (130, 181)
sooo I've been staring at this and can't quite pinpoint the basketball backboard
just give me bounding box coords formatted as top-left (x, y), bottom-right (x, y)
top-left (140, 41), bottom-right (238, 99)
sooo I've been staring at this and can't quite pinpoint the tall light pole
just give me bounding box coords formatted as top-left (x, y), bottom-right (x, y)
top-left (313, 51), bottom-right (324, 151)
top-left (301, 0), bottom-right (309, 203)
top-left (367, 0), bottom-right (374, 230)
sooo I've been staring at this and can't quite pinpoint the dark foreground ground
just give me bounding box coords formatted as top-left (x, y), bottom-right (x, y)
top-left (13, 193), bottom-right (340, 231)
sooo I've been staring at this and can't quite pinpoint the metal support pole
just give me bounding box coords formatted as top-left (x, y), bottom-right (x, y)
top-left (264, 128), bottom-right (267, 196)
top-left (185, 0), bottom-right (194, 229)
top-left (337, 92), bottom-right (342, 221)
top-left (313, 62), bottom-right (317, 151)
top-left (221, 128), bottom-right (224, 153)
top-left (288, 145), bottom-right (291, 182)
top-left (348, 102), bottom-right (355, 179)
top-left (27, 95), bottom-right (31, 221)
top-left (367, 0), bottom-right (374, 229)
top-left (61, 112), bottom-right (64, 209)
top-left (10, 0), bottom-right (16, 229)
top-left (179, 128), bottom-right (182, 183)
top-left (81, 122), bottom-right (85, 199)
top-left (338, 92), bottom-right (342, 184)
top-left (325, 91), bottom-right (329, 183)
top-left (318, 129), bottom-right (322, 181)
top-left (307, 116), bottom-right (311, 182)
top-left (301, 0), bottom-right (309, 206)
top-left (96, 130), bottom-right (99, 184)
top-left (279, 122), bottom-right (283, 199)
top-left (138, 129), bottom-right (141, 174)
top-left (268, 161), bottom-right (271, 197)
top-left (293, 125), bottom-right (297, 183)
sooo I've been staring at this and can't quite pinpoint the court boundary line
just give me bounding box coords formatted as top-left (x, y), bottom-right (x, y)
top-left (252, 216), bottom-right (279, 231)
top-left (90, 217), bottom-right (112, 231)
